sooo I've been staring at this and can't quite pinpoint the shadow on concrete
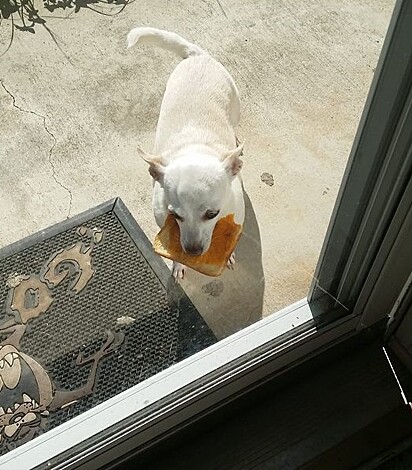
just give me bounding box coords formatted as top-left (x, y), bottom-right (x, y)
top-left (0, 0), bottom-right (131, 55)
top-left (43, 0), bottom-right (130, 15)
top-left (179, 189), bottom-right (265, 340)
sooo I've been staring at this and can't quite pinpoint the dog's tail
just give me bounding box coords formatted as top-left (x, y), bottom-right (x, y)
top-left (127, 27), bottom-right (206, 59)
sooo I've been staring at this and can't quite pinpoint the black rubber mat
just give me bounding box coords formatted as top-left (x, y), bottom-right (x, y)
top-left (0, 198), bottom-right (216, 454)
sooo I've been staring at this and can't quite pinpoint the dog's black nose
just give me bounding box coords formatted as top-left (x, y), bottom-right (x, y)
top-left (184, 243), bottom-right (203, 256)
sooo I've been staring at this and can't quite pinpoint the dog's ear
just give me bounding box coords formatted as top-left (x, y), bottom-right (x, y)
top-left (222, 143), bottom-right (244, 177)
top-left (137, 147), bottom-right (167, 182)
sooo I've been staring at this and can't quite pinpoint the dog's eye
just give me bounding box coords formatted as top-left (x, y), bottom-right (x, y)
top-left (205, 210), bottom-right (220, 220)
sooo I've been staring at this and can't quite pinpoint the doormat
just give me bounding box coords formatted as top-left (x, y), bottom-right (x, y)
top-left (0, 198), bottom-right (216, 454)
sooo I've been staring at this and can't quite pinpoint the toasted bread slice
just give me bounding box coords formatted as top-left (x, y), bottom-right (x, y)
top-left (153, 214), bottom-right (242, 277)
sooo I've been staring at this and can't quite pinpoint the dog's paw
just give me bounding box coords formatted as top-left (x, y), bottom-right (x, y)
top-left (172, 261), bottom-right (186, 282)
top-left (226, 252), bottom-right (236, 270)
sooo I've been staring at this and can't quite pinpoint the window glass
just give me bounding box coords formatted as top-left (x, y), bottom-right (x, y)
top-left (0, 0), bottom-right (394, 458)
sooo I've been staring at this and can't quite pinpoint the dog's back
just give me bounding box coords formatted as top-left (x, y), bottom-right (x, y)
top-left (127, 27), bottom-right (240, 158)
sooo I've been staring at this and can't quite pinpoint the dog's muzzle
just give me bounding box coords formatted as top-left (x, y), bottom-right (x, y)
top-left (183, 243), bottom-right (204, 256)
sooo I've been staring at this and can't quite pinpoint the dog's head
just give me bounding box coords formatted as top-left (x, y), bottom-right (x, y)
top-left (139, 146), bottom-right (243, 256)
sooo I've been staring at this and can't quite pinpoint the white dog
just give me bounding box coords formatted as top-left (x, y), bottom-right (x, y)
top-left (127, 27), bottom-right (245, 280)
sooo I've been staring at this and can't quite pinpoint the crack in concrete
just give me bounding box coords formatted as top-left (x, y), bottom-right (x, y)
top-left (1, 80), bottom-right (73, 219)
top-left (216, 0), bottom-right (228, 18)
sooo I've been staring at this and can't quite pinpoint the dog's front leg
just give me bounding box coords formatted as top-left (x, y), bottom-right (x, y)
top-left (172, 261), bottom-right (186, 281)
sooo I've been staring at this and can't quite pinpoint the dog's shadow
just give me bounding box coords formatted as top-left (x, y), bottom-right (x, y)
top-left (174, 190), bottom-right (264, 340)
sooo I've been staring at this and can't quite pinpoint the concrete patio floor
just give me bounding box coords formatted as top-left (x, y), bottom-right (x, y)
top-left (0, 0), bottom-right (393, 338)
